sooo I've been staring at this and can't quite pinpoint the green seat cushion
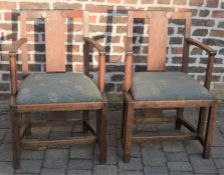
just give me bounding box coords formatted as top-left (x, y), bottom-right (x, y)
top-left (131, 72), bottom-right (213, 101)
top-left (16, 73), bottom-right (102, 105)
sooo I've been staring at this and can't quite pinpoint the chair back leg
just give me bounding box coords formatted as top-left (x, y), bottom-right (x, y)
top-left (123, 102), bottom-right (134, 162)
top-left (203, 103), bottom-right (217, 158)
top-left (97, 103), bottom-right (108, 163)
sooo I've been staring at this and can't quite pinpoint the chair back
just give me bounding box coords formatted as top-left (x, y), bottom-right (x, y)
top-left (127, 11), bottom-right (191, 71)
top-left (19, 10), bottom-right (88, 75)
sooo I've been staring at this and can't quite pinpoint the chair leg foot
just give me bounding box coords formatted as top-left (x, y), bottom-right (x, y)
top-left (123, 103), bottom-right (134, 163)
top-left (202, 104), bottom-right (217, 159)
top-left (123, 153), bottom-right (131, 163)
top-left (97, 104), bottom-right (107, 163)
top-left (11, 106), bottom-right (21, 169)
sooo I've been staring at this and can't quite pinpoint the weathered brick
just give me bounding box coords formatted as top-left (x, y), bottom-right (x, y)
top-left (173, 0), bottom-right (187, 5)
top-left (157, 0), bottom-right (170, 4)
top-left (0, 1), bottom-right (16, 9)
top-left (124, 0), bottom-right (136, 4)
top-left (4, 12), bottom-right (19, 21)
top-left (199, 10), bottom-right (210, 17)
top-left (203, 38), bottom-right (224, 47)
top-left (206, 0), bottom-right (218, 8)
top-left (108, 0), bottom-right (122, 3)
top-left (189, 0), bottom-right (203, 6)
top-left (53, 2), bottom-right (82, 10)
top-left (0, 83), bottom-right (9, 91)
top-left (19, 2), bottom-right (49, 10)
top-left (86, 4), bottom-right (111, 13)
top-left (171, 47), bottom-right (183, 55)
top-left (212, 11), bottom-right (224, 18)
top-left (210, 30), bottom-right (224, 37)
top-left (105, 83), bottom-right (115, 91)
top-left (141, 0), bottom-right (154, 4)
top-left (192, 19), bottom-right (215, 27)
top-left (193, 29), bottom-right (208, 36)
top-left (111, 74), bottom-right (124, 81)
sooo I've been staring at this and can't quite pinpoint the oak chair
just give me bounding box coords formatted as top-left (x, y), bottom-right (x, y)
top-left (8, 10), bottom-right (107, 168)
top-left (122, 11), bottom-right (217, 162)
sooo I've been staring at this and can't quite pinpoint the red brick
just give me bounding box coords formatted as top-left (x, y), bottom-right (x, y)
top-left (173, 0), bottom-right (187, 5)
top-left (212, 11), bottom-right (224, 18)
top-left (4, 12), bottom-right (19, 21)
top-left (75, 64), bottom-right (84, 72)
top-left (189, 0), bottom-right (203, 6)
top-left (109, 55), bottom-right (122, 62)
top-left (141, 0), bottom-right (154, 4)
top-left (0, 1), bottom-right (16, 9)
top-left (53, 2), bottom-right (82, 10)
top-left (108, 0), bottom-right (122, 3)
top-left (89, 16), bottom-right (97, 23)
top-left (124, 0), bottom-right (136, 4)
top-left (157, 0), bottom-right (170, 4)
top-left (19, 2), bottom-right (49, 10)
top-left (86, 4), bottom-right (111, 13)
top-left (92, 0), bottom-right (104, 2)
top-left (206, 0), bottom-right (218, 8)
top-left (113, 46), bottom-right (124, 53)
top-left (210, 30), bottom-right (224, 37)
top-left (171, 47), bottom-right (183, 54)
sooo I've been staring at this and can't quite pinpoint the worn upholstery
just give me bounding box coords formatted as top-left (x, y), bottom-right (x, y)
top-left (16, 73), bottom-right (102, 104)
top-left (131, 72), bottom-right (213, 101)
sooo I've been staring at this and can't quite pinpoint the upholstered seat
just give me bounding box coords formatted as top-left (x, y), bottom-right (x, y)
top-left (17, 73), bottom-right (102, 104)
top-left (131, 72), bottom-right (213, 101)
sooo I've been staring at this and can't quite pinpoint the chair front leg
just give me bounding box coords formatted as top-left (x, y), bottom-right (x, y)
top-left (11, 106), bottom-right (21, 169)
top-left (121, 96), bottom-right (127, 140)
top-left (97, 104), bottom-right (107, 163)
top-left (123, 102), bottom-right (134, 163)
top-left (203, 103), bottom-right (217, 158)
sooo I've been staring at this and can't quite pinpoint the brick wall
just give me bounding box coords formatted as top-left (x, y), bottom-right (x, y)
top-left (0, 0), bottom-right (223, 99)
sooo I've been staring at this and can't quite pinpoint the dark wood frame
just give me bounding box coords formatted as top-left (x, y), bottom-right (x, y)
top-left (122, 11), bottom-right (217, 162)
top-left (8, 10), bottom-right (107, 168)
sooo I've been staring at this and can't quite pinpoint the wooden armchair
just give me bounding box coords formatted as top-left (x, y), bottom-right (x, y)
top-left (8, 10), bottom-right (107, 168)
top-left (122, 11), bottom-right (217, 162)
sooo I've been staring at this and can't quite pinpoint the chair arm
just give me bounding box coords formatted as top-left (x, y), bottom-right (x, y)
top-left (8, 38), bottom-right (27, 97)
top-left (83, 37), bottom-right (105, 92)
top-left (83, 37), bottom-right (105, 53)
top-left (185, 38), bottom-right (216, 56)
top-left (9, 38), bottom-right (27, 55)
top-left (185, 38), bottom-right (217, 90)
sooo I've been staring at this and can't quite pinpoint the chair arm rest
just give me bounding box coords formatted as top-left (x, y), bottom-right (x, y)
top-left (185, 38), bottom-right (217, 90)
top-left (9, 38), bottom-right (27, 55)
top-left (83, 37), bottom-right (105, 53)
top-left (185, 38), bottom-right (216, 55)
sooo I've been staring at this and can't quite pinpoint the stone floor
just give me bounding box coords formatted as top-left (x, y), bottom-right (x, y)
top-left (0, 99), bottom-right (224, 175)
